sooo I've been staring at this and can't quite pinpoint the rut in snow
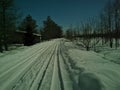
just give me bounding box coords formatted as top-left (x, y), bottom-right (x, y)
top-left (37, 44), bottom-right (58, 90)
top-left (12, 43), bottom-right (56, 90)
top-left (57, 45), bottom-right (65, 90)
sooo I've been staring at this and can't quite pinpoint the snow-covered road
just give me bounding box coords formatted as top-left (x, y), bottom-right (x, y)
top-left (0, 39), bottom-right (73, 90)
top-left (0, 39), bottom-right (120, 90)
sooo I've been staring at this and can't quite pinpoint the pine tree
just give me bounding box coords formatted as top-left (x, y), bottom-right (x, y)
top-left (43, 16), bottom-right (62, 40)
top-left (19, 15), bottom-right (37, 46)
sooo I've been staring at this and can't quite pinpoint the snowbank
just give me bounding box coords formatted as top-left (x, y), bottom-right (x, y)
top-left (68, 49), bottom-right (120, 90)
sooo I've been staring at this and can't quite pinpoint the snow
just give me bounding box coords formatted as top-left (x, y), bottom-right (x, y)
top-left (0, 40), bottom-right (59, 90)
top-left (97, 46), bottom-right (120, 64)
top-left (0, 39), bottom-right (120, 90)
top-left (65, 41), bottom-right (120, 90)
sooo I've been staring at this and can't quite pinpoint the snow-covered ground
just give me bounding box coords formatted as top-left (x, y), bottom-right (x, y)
top-left (96, 46), bottom-right (120, 64)
top-left (64, 40), bottom-right (120, 90)
top-left (0, 39), bottom-right (120, 90)
top-left (0, 39), bottom-right (73, 90)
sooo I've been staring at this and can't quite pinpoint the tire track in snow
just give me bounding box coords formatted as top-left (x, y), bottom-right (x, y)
top-left (0, 43), bottom-right (44, 76)
top-left (1, 46), bottom-right (47, 90)
top-left (1, 41), bottom-right (56, 90)
top-left (57, 45), bottom-right (65, 90)
top-left (11, 42), bottom-right (57, 90)
top-left (30, 43), bottom-right (58, 90)
top-left (0, 42), bottom-right (48, 75)
top-left (50, 40), bottom-right (68, 90)
top-left (37, 50), bottom-right (55, 90)
top-left (0, 42), bottom-right (53, 79)
top-left (36, 44), bottom-right (58, 90)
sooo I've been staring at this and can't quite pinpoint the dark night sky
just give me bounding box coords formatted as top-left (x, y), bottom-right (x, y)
top-left (15, 0), bottom-right (108, 29)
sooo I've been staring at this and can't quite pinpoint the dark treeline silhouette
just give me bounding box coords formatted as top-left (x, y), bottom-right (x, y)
top-left (41, 16), bottom-right (62, 40)
top-left (66, 0), bottom-right (120, 51)
top-left (0, 0), bottom-right (17, 52)
top-left (2, 0), bottom-right (119, 52)
top-left (19, 15), bottom-right (37, 46)
top-left (0, 0), bottom-right (63, 52)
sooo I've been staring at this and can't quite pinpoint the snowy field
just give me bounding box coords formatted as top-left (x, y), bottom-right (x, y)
top-left (0, 39), bottom-right (120, 90)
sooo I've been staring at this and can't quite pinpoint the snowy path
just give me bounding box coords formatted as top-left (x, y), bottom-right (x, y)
top-left (1, 39), bottom-right (120, 90)
top-left (0, 39), bottom-right (73, 90)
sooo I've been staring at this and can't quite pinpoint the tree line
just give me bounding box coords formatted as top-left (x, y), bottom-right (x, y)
top-left (0, 0), bottom-right (62, 52)
top-left (66, 0), bottom-right (120, 51)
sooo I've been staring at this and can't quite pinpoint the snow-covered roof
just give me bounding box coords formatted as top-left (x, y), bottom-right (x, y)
top-left (16, 30), bottom-right (41, 36)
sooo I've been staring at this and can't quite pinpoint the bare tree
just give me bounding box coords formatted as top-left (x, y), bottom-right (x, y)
top-left (100, 0), bottom-right (114, 48)
top-left (81, 22), bottom-right (93, 51)
top-left (113, 0), bottom-right (120, 49)
top-left (65, 25), bottom-right (74, 40)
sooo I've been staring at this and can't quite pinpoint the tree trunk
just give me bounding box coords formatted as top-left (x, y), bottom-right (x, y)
top-left (0, 39), bottom-right (3, 53)
top-left (3, 5), bottom-right (8, 51)
top-left (110, 38), bottom-right (113, 48)
top-left (86, 46), bottom-right (90, 51)
top-left (115, 38), bottom-right (118, 49)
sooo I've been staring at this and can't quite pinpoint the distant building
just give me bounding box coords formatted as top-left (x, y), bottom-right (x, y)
top-left (12, 30), bottom-right (41, 44)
